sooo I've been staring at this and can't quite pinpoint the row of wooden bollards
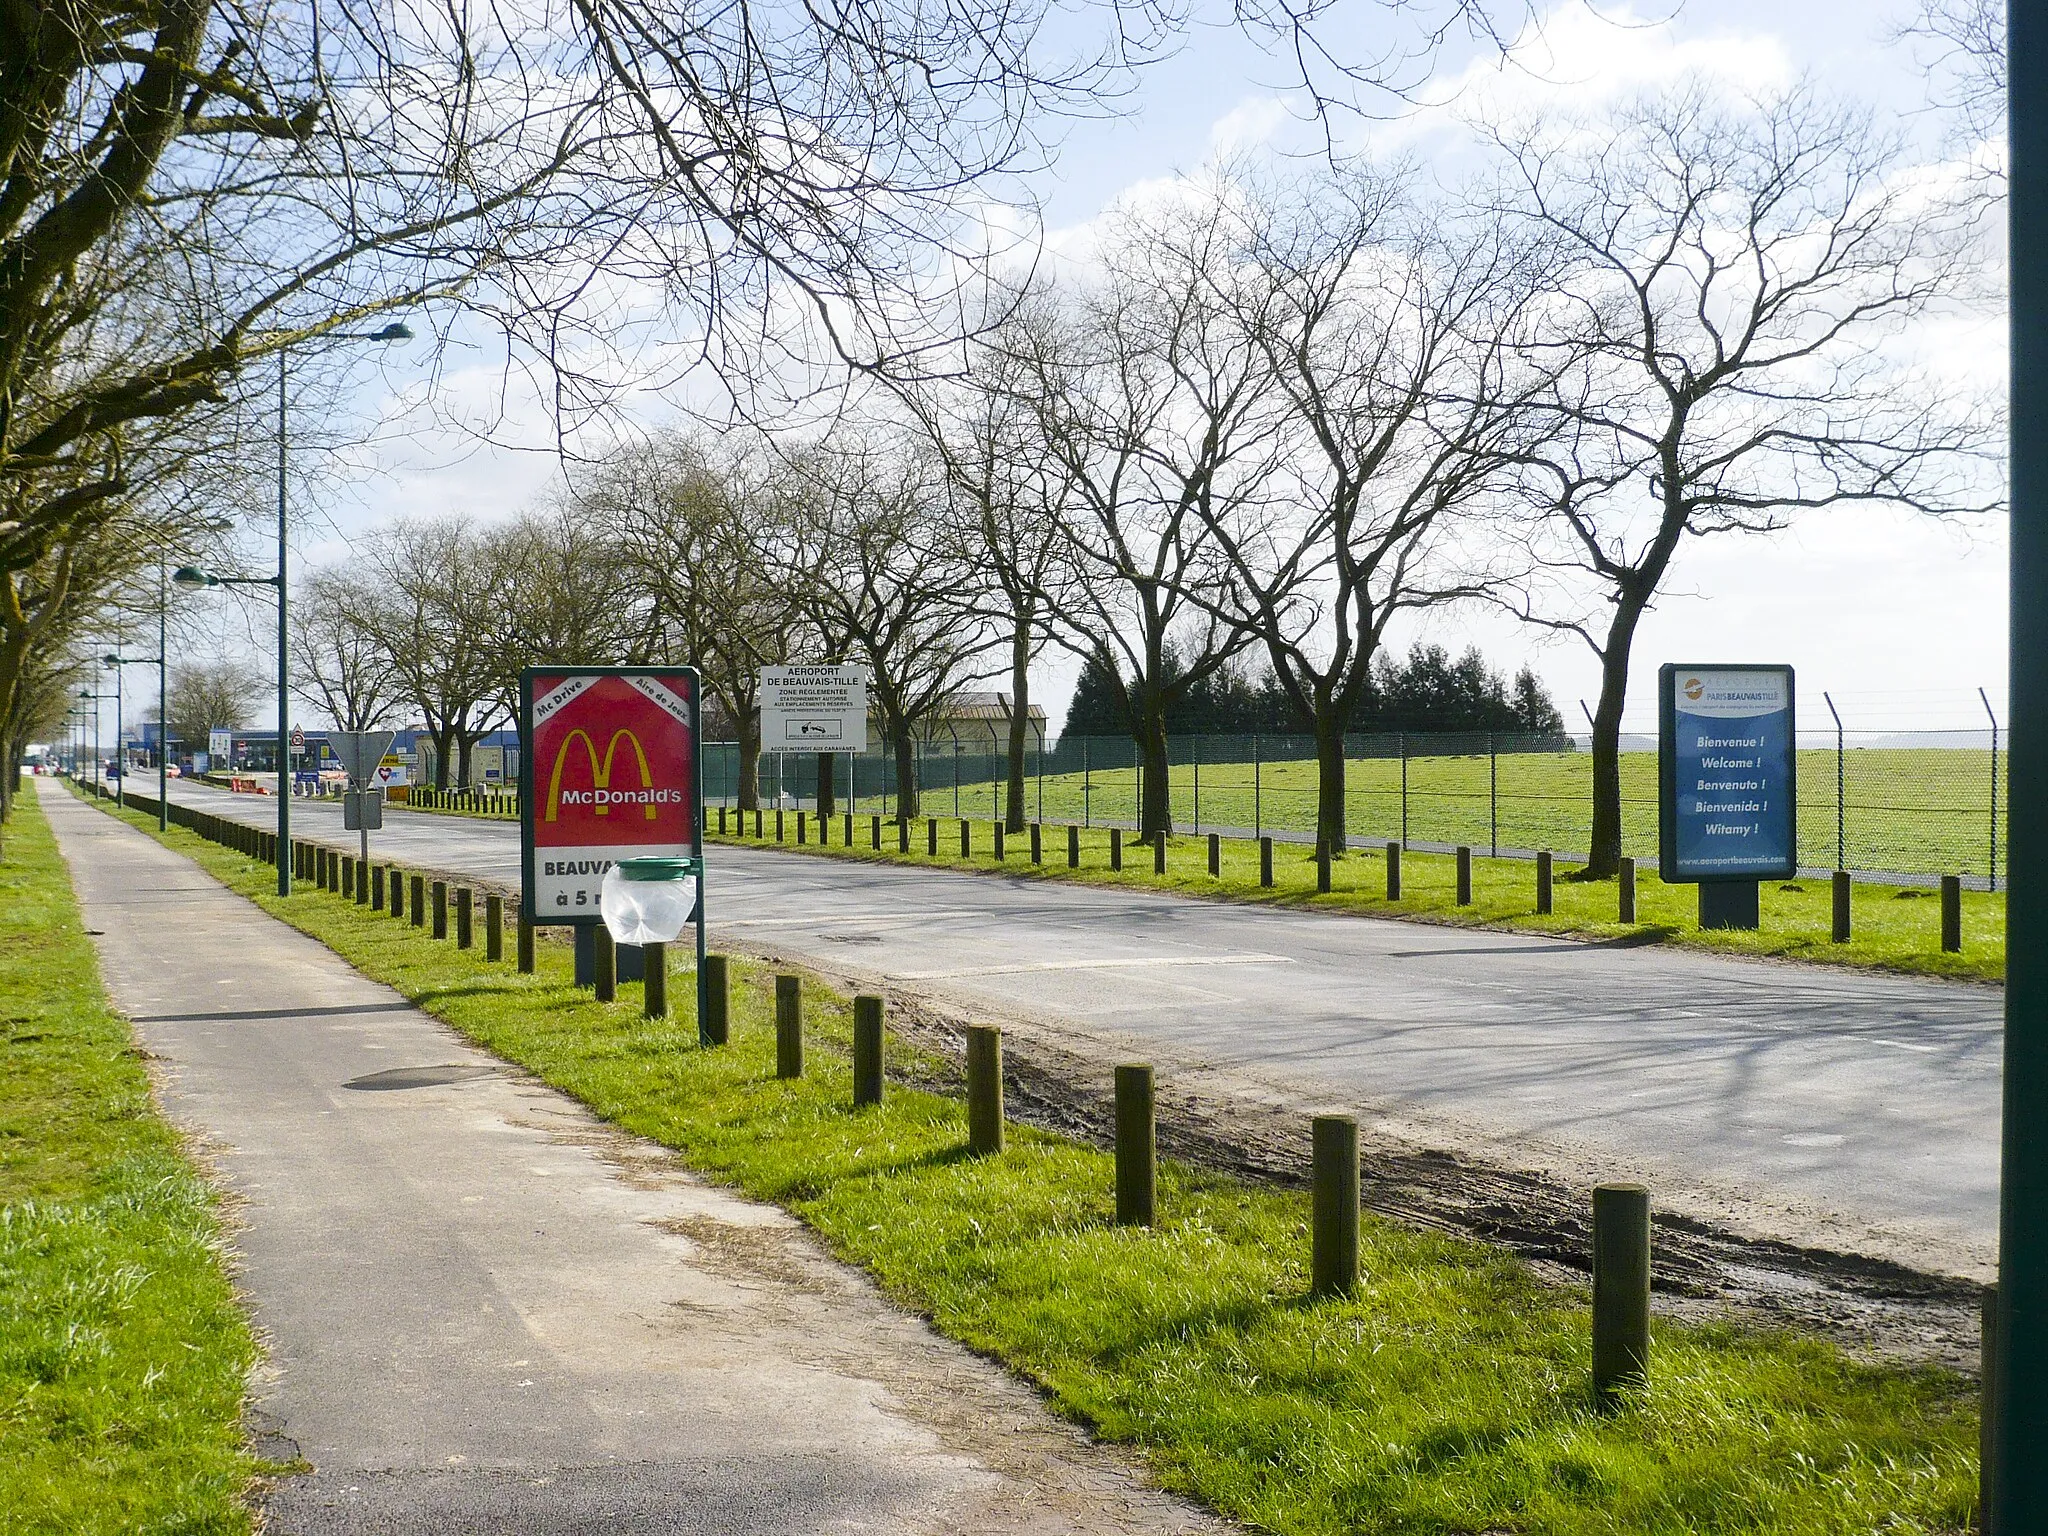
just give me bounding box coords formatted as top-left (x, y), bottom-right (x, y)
top-left (760, 978), bottom-right (1658, 1406)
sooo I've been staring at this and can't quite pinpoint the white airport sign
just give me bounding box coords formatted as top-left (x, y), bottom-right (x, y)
top-left (760, 665), bottom-right (869, 749)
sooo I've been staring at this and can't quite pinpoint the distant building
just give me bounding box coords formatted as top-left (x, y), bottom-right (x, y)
top-left (702, 689), bottom-right (1047, 753)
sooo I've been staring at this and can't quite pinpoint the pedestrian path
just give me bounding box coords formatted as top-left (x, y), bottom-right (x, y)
top-left (39, 779), bottom-right (1222, 1535)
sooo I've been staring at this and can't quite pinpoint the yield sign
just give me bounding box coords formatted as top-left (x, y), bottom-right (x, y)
top-left (328, 730), bottom-right (397, 787)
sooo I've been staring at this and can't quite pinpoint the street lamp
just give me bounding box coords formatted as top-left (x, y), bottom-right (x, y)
top-left (76, 686), bottom-right (111, 795)
top-left (171, 318), bottom-right (411, 897)
top-left (101, 650), bottom-right (162, 812)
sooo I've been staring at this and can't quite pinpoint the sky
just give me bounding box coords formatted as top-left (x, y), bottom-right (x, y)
top-left (259, 0), bottom-right (2007, 740)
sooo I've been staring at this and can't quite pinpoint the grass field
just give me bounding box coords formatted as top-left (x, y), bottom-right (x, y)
top-left (87, 787), bottom-right (1984, 1536)
top-left (0, 789), bottom-right (260, 1534)
top-left (706, 808), bottom-right (2004, 984)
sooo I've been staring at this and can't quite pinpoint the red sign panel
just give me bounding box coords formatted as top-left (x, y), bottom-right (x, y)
top-left (522, 668), bottom-right (698, 921)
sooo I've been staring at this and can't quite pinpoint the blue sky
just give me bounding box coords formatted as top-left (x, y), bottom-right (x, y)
top-left (275, 0), bottom-right (2005, 738)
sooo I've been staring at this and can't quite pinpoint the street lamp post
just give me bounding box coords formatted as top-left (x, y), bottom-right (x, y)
top-left (104, 648), bottom-right (164, 816)
top-left (76, 686), bottom-right (109, 795)
top-left (172, 320), bottom-right (410, 898)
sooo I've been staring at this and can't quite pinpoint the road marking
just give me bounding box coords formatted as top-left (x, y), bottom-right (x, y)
top-left (894, 954), bottom-right (1294, 980)
top-left (1871, 1039), bottom-right (1940, 1053)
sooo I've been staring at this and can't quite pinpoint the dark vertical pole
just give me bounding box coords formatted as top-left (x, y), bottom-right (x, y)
top-left (1592, 1183), bottom-right (1652, 1407)
top-left (1456, 845), bottom-right (1472, 906)
top-left (1259, 835), bottom-right (1273, 888)
top-left (1537, 850), bottom-right (1553, 915)
top-left (455, 887), bottom-right (472, 949)
top-left (275, 348), bottom-right (290, 898)
top-left (1399, 733), bottom-right (1409, 847)
top-left (1993, 25), bottom-right (2043, 1507)
top-left (853, 995), bottom-right (883, 1106)
top-left (1068, 822), bottom-right (1080, 867)
top-left (702, 953), bottom-right (728, 1045)
top-left (1986, 686), bottom-right (2003, 893)
top-left (1208, 831), bottom-right (1220, 877)
top-left (1110, 827), bottom-right (1122, 871)
top-left (1253, 732), bottom-right (1261, 838)
top-left (157, 562), bottom-right (168, 829)
top-left (517, 912), bottom-right (534, 974)
top-left (593, 926), bottom-right (615, 1003)
top-left (1826, 691), bottom-right (1846, 873)
top-left (486, 893), bottom-right (503, 961)
top-left (1115, 1064), bottom-right (1155, 1227)
top-left (966, 1025), bottom-right (1003, 1154)
top-left (1618, 857), bottom-right (1636, 924)
top-left (775, 974), bottom-right (802, 1077)
top-left (1489, 732), bottom-right (1498, 858)
top-left (643, 942), bottom-right (666, 1019)
top-left (1386, 841), bottom-right (1400, 900)
top-left (1943, 875), bottom-right (1964, 953)
top-left (1310, 1115), bottom-right (1359, 1297)
top-left (1832, 870), bottom-right (1851, 945)
top-left (432, 880), bottom-right (448, 940)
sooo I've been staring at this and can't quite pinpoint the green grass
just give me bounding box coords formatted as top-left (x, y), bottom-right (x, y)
top-left (702, 811), bottom-right (2004, 984)
top-left (87, 788), bottom-right (1983, 1536)
top-left (0, 790), bottom-right (260, 1535)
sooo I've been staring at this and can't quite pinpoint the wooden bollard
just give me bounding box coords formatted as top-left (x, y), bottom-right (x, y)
top-left (870, 814), bottom-right (881, 850)
top-left (1115, 1064), bottom-right (1155, 1227)
top-left (1456, 846), bottom-right (1473, 906)
top-left (517, 912), bottom-right (535, 973)
top-left (775, 809), bottom-right (785, 842)
top-left (486, 894), bottom-right (504, 961)
top-left (1537, 851), bottom-right (1553, 914)
top-left (753, 809), bottom-right (763, 837)
top-left (1067, 824), bottom-right (1080, 867)
top-left (389, 867), bottom-right (404, 920)
top-left (1154, 834), bottom-right (1167, 876)
top-left (927, 818), bottom-right (939, 857)
top-left (718, 805), bottom-right (727, 834)
top-left (1110, 828), bottom-right (1122, 871)
top-left (372, 863), bottom-right (386, 912)
top-left (702, 953), bottom-right (729, 1045)
top-left (775, 974), bottom-right (803, 1078)
top-left (846, 812), bottom-right (856, 845)
top-left (994, 822), bottom-right (1006, 860)
top-left (643, 941), bottom-right (667, 1019)
top-left (1619, 857), bottom-right (1637, 923)
top-left (342, 855), bottom-right (355, 900)
top-left (1259, 835), bottom-right (1273, 887)
top-left (1031, 823), bottom-right (1043, 864)
top-left (898, 817), bottom-right (910, 853)
top-left (409, 874), bottom-right (425, 928)
top-left (1832, 870), bottom-right (1851, 943)
top-left (966, 1025), bottom-right (1004, 1154)
top-left (1592, 1183), bottom-right (1651, 1406)
top-left (1207, 832), bottom-right (1220, 877)
top-left (796, 809), bottom-right (807, 844)
top-left (455, 887), bottom-right (473, 949)
top-left (431, 880), bottom-right (448, 940)
top-left (355, 857), bottom-right (368, 905)
top-left (1311, 1115), bottom-right (1360, 1297)
top-left (1316, 840), bottom-right (1331, 894)
top-left (1942, 875), bottom-right (1963, 952)
top-left (593, 926), bottom-right (616, 1002)
top-left (853, 995), bottom-right (884, 1107)
top-left (1387, 841), bottom-right (1401, 899)
top-left (959, 819), bottom-right (971, 858)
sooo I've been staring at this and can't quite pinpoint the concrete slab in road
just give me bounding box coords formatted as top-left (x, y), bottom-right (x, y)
top-left (40, 781), bottom-right (1221, 1535)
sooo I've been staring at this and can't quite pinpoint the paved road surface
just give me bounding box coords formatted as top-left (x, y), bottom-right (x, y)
top-left (163, 781), bottom-right (2002, 1275)
top-left (47, 781), bottom-right (1218, 1534)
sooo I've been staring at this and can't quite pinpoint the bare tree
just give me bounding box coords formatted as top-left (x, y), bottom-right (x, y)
top-left (1008, 197), bottom-right (1284, 842)
top-left (1492, 84), bottom-right (1997, 876)
top-left (774, 434), bottom-right (995, 820)
top-left (165, 659), bottom-right (266, 760)
top-left (1900, 0), bottom-right (2004, 192)
top-left (293, 570), bottom-right (401, 731)
top-left (1183, 170), bottom-right (1546, 854)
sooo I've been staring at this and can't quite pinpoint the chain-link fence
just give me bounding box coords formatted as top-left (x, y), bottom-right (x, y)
top-left (707, 728), bottom-right (2008, 886)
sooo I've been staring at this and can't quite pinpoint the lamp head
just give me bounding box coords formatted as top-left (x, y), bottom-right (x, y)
top-left (102, 653), bottom-right (120, 667)
top-left (172, 565), bottom-right (217, 591)
top-left (372, 322), bottom-right (413, 341)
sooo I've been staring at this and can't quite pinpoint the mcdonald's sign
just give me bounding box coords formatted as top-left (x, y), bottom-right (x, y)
top-left (521, 667), bottom-right (700, 923)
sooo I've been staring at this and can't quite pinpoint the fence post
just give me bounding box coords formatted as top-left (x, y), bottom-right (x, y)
top-left (1619, 857), bottom-right (1637, 923)
top-left (1399, 732), bottom-right (1409, 847)
top-left (853, 995), bottom-right (884, 1106)
top-left (486, 894), bottom-right (504, 961)
top-left (1259, 835), bottom-right (1273, 888)
top-left (702, 953), bottom-right (729, 1045)
top-left (1115, 1064), bottom-right (1156, 1227)
top-left (1254, 733), bottom-right (1262, 838)
top-left (643, 941), bottom-right (667, 1019)
top-left (1386, 841), bottom-right (1401, 901)
top-left (775, 974), bottom-right (803, 1077)
top-left (518, 911), bottom-right (535, 974)
top-left (1943, 875), bottom-right (1964, 953)
top-left (593, 925), bottom-right (616, 1002)
top-left (1489, 732), bottom-right (1498, 858)
top-left (455, 887), bottom-right (472, 949)
top-left (1593, 1183), bottom-right (1652, 1407)
top-left (1456, 846), bottom-right (1472, 906)
top-left (1311, 1115), bottom-right (1359, 1297)
top-left (1537, 851), bottom-right (1553, 915)
top-left (1832, 871), bottom-right (1851, 944)
top-left (966, 1025), bottom-right (1004, 1154)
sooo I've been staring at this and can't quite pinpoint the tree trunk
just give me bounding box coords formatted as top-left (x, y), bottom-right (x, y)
top-left (431, 725), bottom-right (455, 790)
top-left (457, 735), bottom-right (475, 789)
top-left (1135, 708), bottom-right (1172, 843)
top-left (1582, 596), bottom-right (1649, 879)
top-left (816, 751), bottom-right (835, 819)
top-left (1314, 713), bottom-right (1348, 855)
top-left (1004, 615), bottom-right (1031, 832)
top-left (736, 707), bottom-right (761, 812)
top-left (893, 728), bottom-right (920, 820)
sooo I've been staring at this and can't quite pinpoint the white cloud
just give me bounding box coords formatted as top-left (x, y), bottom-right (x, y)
top-left (1208, 95), bottom-right (1293, 155)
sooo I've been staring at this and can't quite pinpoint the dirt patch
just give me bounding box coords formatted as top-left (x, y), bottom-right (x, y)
top-left (737, 940), bottom-right (1989, 1378)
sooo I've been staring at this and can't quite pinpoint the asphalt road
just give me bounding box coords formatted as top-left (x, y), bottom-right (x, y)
top-left (166, 780), bottom-right (2003, 1275)
top-left (50, 781), bottom-right (1219, 1535)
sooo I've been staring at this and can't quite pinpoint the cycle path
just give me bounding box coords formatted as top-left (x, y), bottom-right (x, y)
top-left (42, 780), bottom-right (1220, 1535)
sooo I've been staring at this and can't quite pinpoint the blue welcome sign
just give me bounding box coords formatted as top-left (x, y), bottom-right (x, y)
top-left (1658, 664), bottom-right (1797, 882)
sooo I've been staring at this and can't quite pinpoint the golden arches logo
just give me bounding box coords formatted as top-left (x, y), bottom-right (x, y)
top-left (544, 728), bottom-right (659, 822)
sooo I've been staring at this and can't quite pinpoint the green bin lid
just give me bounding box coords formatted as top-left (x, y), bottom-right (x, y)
top-left (614, 856), bottom-right (700, 881)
